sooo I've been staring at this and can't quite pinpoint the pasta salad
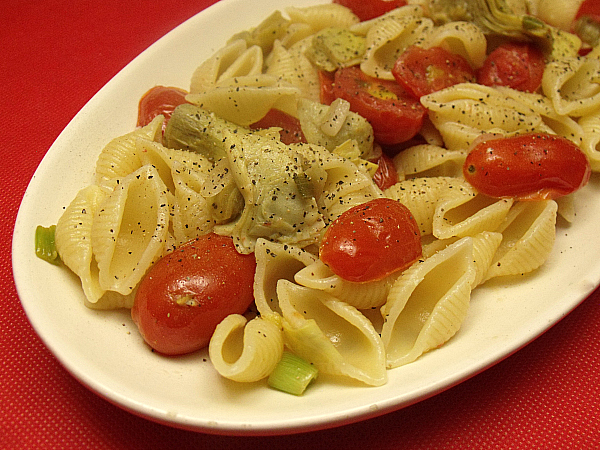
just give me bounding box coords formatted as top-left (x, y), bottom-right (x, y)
top-left (36, 0), bottom-right (599, 394)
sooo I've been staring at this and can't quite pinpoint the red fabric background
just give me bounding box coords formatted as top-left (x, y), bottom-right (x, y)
top-left (2, 1), bottom-right (600, 448)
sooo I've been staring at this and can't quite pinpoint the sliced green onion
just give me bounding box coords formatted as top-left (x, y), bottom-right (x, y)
top-left (268, 351), bottom-right (318, 396)
top-left (35, 225), bottom-right (60, 265)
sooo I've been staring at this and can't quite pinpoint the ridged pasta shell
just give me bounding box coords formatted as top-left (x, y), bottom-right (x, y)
top-left (279, 22), bottom-right (315, 48)
top-left (216, 45), bottom-right (264, 87)
top-left (55, 184), bottom-right (108, 304)
top-left (278, 280), bottom-right (387, 386)
top-left (384, 177), bottom-right (473, 236)
top-left (422, 231), bottom-right (503, 287)
top-left (312, 150), bottom-right (382, 222)
top-left (421, 83), bottom-right (543, 150)
top-left (579, 111), bottom-right (600, 172)
top-left (83, 289), bottom-right (136, 310)
top-left (394, 144), bottom-right (467, 179)
top-left (497, 87), bottom-right (584, 146)
top-left (542, 49), bottom-right (600, 117)
top-left (381, 237), bottom-right (476, 368)
top-left (137, 138), bottom-right (212, 193)
top-left (92, 164), bottom-right (170, 294)
top-left (295, 259), bottom-right (397, 309)
top-left (349, 5), bottom-right (424, 36)
top-left (361, 15), bottom-right (433, 79)
top-left (189, 39), bottom-right (247, 94)
top-left (422, 21), bottom-right (487, 68)
top-left (266, 39), bottom-right (321, 102)
top-left (285, 4), bottom-right (360, 32)
top-left (484, 200), bottom-right (558, 281)
top-left (253, 238), bottom-right (317, 316)
top-left (433, 193), bottom-right (513, 240)
top-left (186, 74), bottom-right (300, 126)
top-left (94, 116), bottom-right (163, 188)
top-left (209, 314), bottom-right (285, 383)
top-left (171, 178), bottom-right (214, 245)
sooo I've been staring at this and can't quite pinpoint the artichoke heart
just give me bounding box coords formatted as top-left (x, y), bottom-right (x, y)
top-left (219, 128), bottom-right (324, 253)
top-left (305, 27), bottom-right (366, 72)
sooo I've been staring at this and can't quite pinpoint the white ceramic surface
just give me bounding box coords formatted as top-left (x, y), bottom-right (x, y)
top-left (12, 0), bottom-right (600, 435)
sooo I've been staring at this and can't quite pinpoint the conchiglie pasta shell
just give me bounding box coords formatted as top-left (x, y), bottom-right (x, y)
top-left (216, 45), bottom-right (264, 86)
top-left (209, 314), bottom-right (285, 383)
top-left (579, 112), bottom-right (600, 172)
top-left (278, 280), bottom-right (387, 386)
top-left (266, 39), bottom-right (320, 102)
top-left (55, 184), bottom-right (108, 304)
top-left (285, 4), bottom-right (359, 32)
top-left (381, 237), bottom-right (476, 368)
top-left (294, 259), bottom-right (397, 309)
top-left (496, 87), bottom-right (584, 145)
top-left (279, 22), bottom-right (315, 48)
top-left (349, 5), bottom-right (424, 36)
top-left (94, 116), bottom-right (164, 188)
top-left (394, 144), bottom-right (467, 178)
top-left (421, 83), bottom-right (543, 150)
top-left (422, 231), bottom-right (503, 287)
top-left (361, 16), bottom-right (433, 79)
top-left (186, 74), bottom-right (300, 126)
top-left (484, 200), bottom-right (558, 281)
top-left (189, 39), bottom-right (247, 94)
top-left (422, 21), bottom-right (487, 68)
top-left (253, 239), bottom-right (317, 316)
top-left (542, 51), bottom-right (600, 117)
top-left (83, 289), bottom-right (136, 310)
top-left (384, 177), bottom-right (472, 236)
top-left (137, 138), bottom-right (212, 193)
top-left (317, 154), bottom-right (383, 222)
top-left (433, 193), bottom-right (513, 240)
top-left (92, 164), bottom-right (170, 294)
top-left (171, 179), bottom-right (214, 245)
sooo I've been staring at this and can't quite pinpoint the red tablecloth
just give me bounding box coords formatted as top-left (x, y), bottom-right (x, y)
top-left (2, 1), bottom-right (600, 448)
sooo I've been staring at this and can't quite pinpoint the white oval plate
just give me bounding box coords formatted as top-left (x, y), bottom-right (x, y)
top-left (12, 0), bottom-right (600, 435)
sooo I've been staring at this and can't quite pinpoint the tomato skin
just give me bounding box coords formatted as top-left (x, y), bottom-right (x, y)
top-left (319, 198), bottom-right (422, 283)
top-left (249, 108), bottom-right (307, 144)
top-left (332, 67), bottom-right (427, 145)
top-left (392, 46), bottom-right (476, 98)
top-left (333, 0), bottom-right (407, 21)
top-left (318, 70), bottom-right (337, 105)
top-left (137, 85), bottom-right (189, 131)
top-left (131, 234), bottom-right (256, 356)
top-left (463, 133), bottom-right (591, 200)
top-left (476, 43), bottom-right (545, 93)
top-left (372, 153), bottom-right (399, 190)
top-left (576, 0), bottom-right (600, 22)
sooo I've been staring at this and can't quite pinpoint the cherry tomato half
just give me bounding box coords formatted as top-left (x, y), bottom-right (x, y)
top-left (392, 46), bottom-right (476, 99)
top-left (372, 153), bottom-right (399, 190)
top-left (319, 198), bottom-right (422, 283)
top-left (463, 133), bottom-right (591, 200)
top-left (476, 42), bottom-right (545, 93)
top-left (333, 0), bottom-right (407, 21)
top-left (331, 67), bottom-right (427, 146)
top-left (249, 108), bottom-right (307, 144)
top-left (131, 234), bottom-right (256, 355)
top-left (137, 85), bottom-right (189, 131)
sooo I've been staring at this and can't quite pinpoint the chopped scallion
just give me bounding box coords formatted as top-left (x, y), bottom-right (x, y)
top-left (267, 351), bottom-right (318, 396)
top-left (35, 225), bottom-right (60, 265)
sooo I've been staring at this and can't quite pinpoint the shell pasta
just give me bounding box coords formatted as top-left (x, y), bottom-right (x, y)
top-left (48, 0), bottom-right (597, 394)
